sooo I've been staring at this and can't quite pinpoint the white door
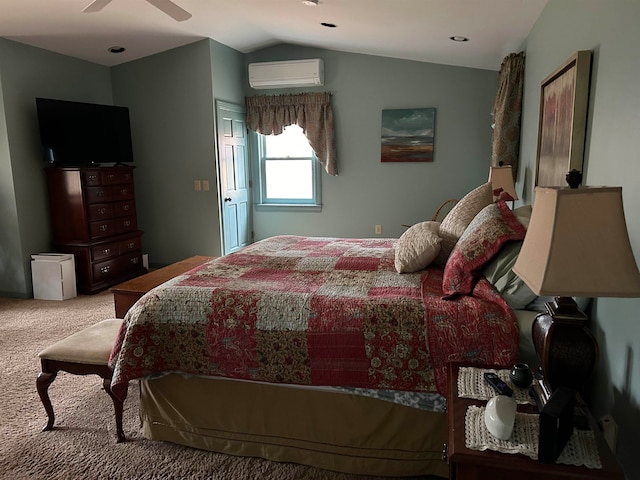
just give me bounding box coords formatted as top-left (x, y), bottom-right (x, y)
top-left (216, 101), bottom-right (251, 255)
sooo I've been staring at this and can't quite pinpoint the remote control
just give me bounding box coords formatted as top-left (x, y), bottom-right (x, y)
top-left (484, 372), bottom-right (513, 397)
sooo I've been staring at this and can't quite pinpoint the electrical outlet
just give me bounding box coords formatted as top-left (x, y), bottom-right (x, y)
top-left (194, 180), bottom-right (201, 191)
top-left (375, 224), bottom-right (382, 235)
top-left (202, 180), bottom-right (210, 191)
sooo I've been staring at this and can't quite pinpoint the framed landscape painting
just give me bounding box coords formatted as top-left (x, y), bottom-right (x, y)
top-left (381, 108), bottom-right (435, 162)
top-left (535, 50), bottom-right (592, 187)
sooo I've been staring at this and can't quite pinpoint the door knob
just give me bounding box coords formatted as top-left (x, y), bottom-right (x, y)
top-left (224, 197), bottom-right (232, 202)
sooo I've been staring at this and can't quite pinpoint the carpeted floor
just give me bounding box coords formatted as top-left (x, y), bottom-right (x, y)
top-left (0, 291), bottom-right (443, 480)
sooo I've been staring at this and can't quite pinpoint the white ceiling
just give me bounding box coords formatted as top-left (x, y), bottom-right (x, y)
top-left (0, 0), bottom-right (548, 70)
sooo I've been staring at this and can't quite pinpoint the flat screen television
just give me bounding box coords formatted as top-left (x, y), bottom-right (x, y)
top-left (35, 97), bottom-right (134, 166)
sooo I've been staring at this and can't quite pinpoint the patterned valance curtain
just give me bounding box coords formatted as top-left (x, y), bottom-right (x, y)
top-left (246, 92), bottom-right (338, 176)
top-left (491, 52), bottom-right (525, 179)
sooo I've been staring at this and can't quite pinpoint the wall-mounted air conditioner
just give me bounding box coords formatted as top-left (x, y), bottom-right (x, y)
top-left (248, 59), bottom-right (324, 89)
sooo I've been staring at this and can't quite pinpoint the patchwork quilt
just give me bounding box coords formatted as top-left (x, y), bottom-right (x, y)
top-left (109, 235), bottom-right (518, 400)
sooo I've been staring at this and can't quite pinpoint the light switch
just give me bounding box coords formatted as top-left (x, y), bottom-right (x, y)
top-left (194, 180), bottom-right (201, 191)
top-left (202, 180), bottom-right (210, 191)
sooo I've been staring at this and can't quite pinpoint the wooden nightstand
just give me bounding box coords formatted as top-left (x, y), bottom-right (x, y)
top-left (446, 363), bottom-right (623, 480)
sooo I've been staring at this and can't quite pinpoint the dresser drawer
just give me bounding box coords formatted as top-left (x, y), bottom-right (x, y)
top-left (89, 219), bottom-right (116, 238)
top-left (113, 184), bottom-right (135, 201)
top-left (93, 258), bottom-right (119, 283)
top-left (115, 215), bottom-right (137, 234)
top-left (93, 252), bottom-right (144, 283)
top-left (120, 235), bottom-right (142, 253)
top-left (102, 170), bottom-right (134, 185)
top-left (114, 200), bottom-right (136, 217)
top-left (82, 170), bottom-right (102, 186)
top-left (91, 241), bottom-right (120, 262)
top-left (87, 203), bottom-right (114, 222)
top-left (86, 186), bottom-right (113, 204)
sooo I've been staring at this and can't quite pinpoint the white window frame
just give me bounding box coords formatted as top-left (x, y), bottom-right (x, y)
top-left (254, 126), bottom-right (322, 210)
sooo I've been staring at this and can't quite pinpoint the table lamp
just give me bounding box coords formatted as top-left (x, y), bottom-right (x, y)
top-left (488, 164), bottom-right (518, 204)
top-left (512, 185), bottom-right (640, 393)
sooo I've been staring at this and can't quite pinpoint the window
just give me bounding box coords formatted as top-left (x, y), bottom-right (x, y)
top-left (256, 124), bottom-right (321, 207)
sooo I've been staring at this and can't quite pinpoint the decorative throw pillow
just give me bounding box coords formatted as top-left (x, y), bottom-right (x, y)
top-left (442, 201), bottom-right (527, 298)
top-left (435, 182), bottom-right (493, 265)
top-left (395, 221), bottom-right (442, 273)
top-left (482, 204), bottom-right (536, 309)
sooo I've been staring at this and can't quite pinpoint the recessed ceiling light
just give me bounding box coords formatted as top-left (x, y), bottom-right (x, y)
top-left (449, 36), bottom-right (469, 42)
top-left (108, 46), bottom-right (126, 53)
top-left (321, 22), bottom-right (337, 28)
top-left (302, 0), bottom-right (318, 5)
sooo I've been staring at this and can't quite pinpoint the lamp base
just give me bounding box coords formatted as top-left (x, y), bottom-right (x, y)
top-left (531, 296), bottom-right (599, 393)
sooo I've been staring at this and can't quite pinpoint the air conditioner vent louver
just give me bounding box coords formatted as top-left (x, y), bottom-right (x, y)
top-left (248, 59), bottom-right (324, 89)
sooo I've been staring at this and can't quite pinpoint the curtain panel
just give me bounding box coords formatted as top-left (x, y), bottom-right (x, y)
top-left (491, 52), bottom-right (525, 179)
top-left (246, 92), bottom-right (338, 176)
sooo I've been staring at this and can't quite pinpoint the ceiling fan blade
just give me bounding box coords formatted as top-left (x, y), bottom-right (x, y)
top-left (146, 0), bottom-right (192, 21)
top-left (82, 0), bottom-right (113, 13)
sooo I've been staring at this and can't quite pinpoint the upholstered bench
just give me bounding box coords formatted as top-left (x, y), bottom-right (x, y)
top-left (36, 318), bottom-right (126, 443)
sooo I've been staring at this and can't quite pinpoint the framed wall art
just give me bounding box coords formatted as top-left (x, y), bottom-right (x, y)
top-left (381, 108), bottom-right (435, 162)
top-left (535, 50), bottom-right (592, 187)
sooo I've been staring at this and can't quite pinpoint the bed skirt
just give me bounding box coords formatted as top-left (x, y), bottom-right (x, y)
top-left (140, 374), bottom-right (448, 478)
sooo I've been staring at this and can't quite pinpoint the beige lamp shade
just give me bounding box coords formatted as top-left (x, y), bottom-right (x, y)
top-left (488, 165), bottom-right (518, 201)
top-left (513, 186), bottom-right (640, 297)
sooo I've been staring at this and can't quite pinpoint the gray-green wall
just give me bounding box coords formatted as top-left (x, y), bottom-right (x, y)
top-left (110, 39), bottom-right (245, 267)
top-left (245, 45), bottom-right (497, 240)
top-left (520, 2), bottom-right (640, 477)
top-left (0, 38), bottom-right (112, 297)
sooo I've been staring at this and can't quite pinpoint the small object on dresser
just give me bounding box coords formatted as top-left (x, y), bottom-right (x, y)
top-left (484, 371), bottom-right (513, 397)
top-left (510, 363), bottom-right (534, 389)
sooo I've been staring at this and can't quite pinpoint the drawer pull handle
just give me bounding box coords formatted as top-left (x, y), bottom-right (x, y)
top-left (88, 174), bottom-right (97, 181)
top-left (100, 265), bottom-right (111, 274)
top-left (99, 225), bottom-right (108, 232)
top-left (127, 242), bottom-right (135, 249)
top-left (97, 190), bottom-right (105, 197)
top-left (102, 248), bottom-right (111, 255)
top-left (121, 189), bottom-right (128, 195)
top-left (98, 208), bottom-right (106, 215)
top-left (131, 258), bottom-right (139, 264)
top-left (122, 205), bottom-right (130, 211)
top-left (123, 220), bottom-right (131, 227)
top-left (108, 174), bottom-right (115, 180)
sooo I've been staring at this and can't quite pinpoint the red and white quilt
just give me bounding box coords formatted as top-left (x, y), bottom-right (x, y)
top-left (109, 235), bottom-right (518, 400)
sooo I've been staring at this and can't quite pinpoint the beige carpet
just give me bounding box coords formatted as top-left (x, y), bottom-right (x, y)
top-left (0, 291), bottom-right (442, 480)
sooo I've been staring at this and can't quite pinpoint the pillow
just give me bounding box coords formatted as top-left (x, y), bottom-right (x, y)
top-left (395, 221), bottom-right (442, 273)
top-left (482, 240), bottom-right (537, 309)
top-left (442, 201), bottom-right (527, 298)
top-left (482, 204), bottom-right (536, 309)
top-left (435, 182), bottom-right (493, 265)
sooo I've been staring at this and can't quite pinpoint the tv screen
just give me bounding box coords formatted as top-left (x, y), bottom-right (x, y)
top-left (35, 97), bottom-right (134, 166)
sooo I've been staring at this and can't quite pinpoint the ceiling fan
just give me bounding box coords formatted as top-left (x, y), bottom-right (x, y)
top-left (83, 0), bottom-right (192, 22)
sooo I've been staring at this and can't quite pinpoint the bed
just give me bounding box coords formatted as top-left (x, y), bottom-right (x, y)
top-left (109, 185), bottom-right (541, 477)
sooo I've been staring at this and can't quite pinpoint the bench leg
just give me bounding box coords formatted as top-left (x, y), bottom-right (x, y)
top-left (36, 371), bottom-right (58, 431)
top-left (103, 377), bottom-right (126, 443)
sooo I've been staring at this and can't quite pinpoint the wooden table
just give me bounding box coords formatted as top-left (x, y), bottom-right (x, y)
top-left (110, 255), bottom-right (214, 318)
top-left (446, 363), bottom-right (624, 480)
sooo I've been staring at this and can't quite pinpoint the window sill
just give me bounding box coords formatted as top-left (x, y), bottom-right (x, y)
top-left (255, 203), bottom-right (322, 212)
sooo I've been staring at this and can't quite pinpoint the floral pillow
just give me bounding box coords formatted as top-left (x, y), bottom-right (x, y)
top-left (395, 221), bottom-right (442, 273)
top-left (442, 201), bottom-right (527, 298)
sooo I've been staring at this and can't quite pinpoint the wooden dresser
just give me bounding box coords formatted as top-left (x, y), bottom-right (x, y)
top-left (45, 166), bottom-right (146, 294)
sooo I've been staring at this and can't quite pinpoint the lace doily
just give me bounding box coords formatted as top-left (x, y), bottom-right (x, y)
top-left (457, 366), bottom-right (534, 404)
top-left (465, 405), bottom-right (602, 469)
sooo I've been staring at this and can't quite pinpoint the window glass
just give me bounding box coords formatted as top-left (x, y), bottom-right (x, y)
top-left (257, 125), bottom-right (320, 206)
